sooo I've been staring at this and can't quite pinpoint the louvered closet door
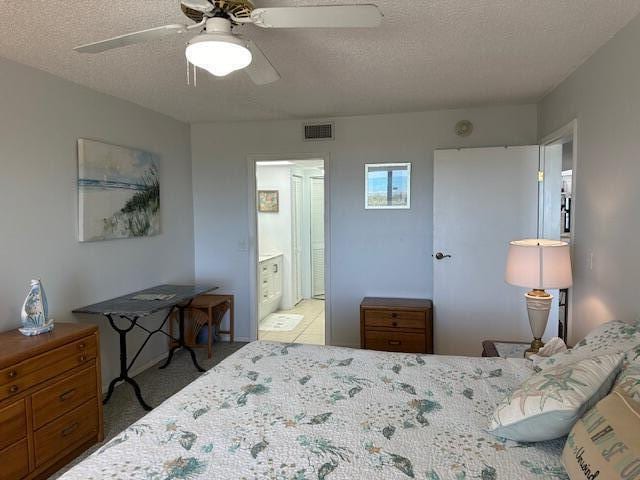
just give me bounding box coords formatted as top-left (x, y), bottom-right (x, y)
top-left (292, 175), bottom-right (304, 305)
top-left (310, 176), bottom-right (325, 299)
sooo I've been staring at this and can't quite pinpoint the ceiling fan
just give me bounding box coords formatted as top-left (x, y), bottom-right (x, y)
top-left (74, 0), bottom-right (383, 85)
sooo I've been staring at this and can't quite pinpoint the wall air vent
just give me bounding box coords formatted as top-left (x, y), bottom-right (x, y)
top-left (303, 122), bottom-right (334, 141)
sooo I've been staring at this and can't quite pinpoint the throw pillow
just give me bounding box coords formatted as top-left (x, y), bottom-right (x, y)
top-left (613, 348), bottom-right (640, 402)
top-left (536, 320), bottom-right (640, 371)
top-left (489, 353), bottom-right (624, 442)
top-left (562, 390), bottom-right (640, 480)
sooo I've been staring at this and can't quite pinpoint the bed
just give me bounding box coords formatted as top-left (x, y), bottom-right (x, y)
top-left (60, 341), bottom-right (567, 480)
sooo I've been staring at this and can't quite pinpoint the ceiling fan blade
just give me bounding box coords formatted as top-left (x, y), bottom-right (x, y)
top-left (181, 0), bottom-right (214, 13)
top-left (250, 5), bottom-right (382, 29)
top-left (244, 40), bottom-right (281, 85)
top-left (74, 24), bottom-right (189, 53)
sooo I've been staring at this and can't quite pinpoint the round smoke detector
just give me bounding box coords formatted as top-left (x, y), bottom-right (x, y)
top-left (455, 120), bottom-right (474, 137)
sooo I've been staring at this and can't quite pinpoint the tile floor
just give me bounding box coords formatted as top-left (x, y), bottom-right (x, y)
top-left (258, 298), bottom-right (325, 345)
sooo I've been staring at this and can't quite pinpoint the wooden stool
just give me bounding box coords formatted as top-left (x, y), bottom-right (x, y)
top-left (168, 294), bottom-right (234, 359)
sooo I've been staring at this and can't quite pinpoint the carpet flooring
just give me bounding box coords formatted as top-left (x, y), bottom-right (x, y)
top-left (51, 342), bottom-right (247, 478)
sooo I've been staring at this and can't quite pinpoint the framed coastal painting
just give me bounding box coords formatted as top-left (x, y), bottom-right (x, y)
top-left (365, 162), bottom-right (411, 209)
top-left (258, 190), bottom-right (279, 212)
top-left (77, 139), bottom-right (160, 242)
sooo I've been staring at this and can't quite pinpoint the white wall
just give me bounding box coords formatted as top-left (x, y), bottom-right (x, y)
top-left (192, 105), bottom-right (537, 347)
top-left (562, 142), bottom-right (574, 172)
top-left (0, 57), bottom-right (194, 384)
top-left (540, 13), bottom-right (640, 342)
top-left (539, 13), bottom-right (640, 344)
top-left (257, 165), bottom-right (293, 309)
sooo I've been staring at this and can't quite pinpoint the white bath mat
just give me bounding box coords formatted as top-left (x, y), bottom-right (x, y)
top-left (259, 313), bottom-right (304, 332)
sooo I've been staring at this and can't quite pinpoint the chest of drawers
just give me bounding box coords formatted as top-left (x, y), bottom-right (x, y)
top-left (0, 323), bottom-right (103, 480)
top-left (360, 297), bottom-right (433, 354)
top-left (258, 254), bottom-right (283, 320)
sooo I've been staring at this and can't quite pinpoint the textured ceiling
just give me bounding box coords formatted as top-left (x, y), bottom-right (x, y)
top-left (1, 1), bottom-right (639, 123)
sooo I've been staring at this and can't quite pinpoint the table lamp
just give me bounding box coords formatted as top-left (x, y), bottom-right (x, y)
top-left (505, 239), bottom-right (572, 355)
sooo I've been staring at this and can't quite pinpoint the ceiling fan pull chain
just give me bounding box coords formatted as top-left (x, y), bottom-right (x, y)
top-left (186, 59), bottom-right (190, 86)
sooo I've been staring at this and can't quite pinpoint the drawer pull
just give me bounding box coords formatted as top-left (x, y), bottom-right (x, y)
top-left (8, 369), bottom-right (17, 378)
top-left (61, 422), bottom-right (79, 437)
top-left (391, 313), bottom-right (398, 318)
top-left (78, 355), bottom-right (87, 362)
top-left (59, 388), bottom-right (76, 402)
top-left (388, 340), bottom-right (401, 346)
top-left (392, 322), bottom-right (398, 327)
top-left (78, 342), bottom-right (86, 350)
top-left (9, 385), bottom-right (19, 394)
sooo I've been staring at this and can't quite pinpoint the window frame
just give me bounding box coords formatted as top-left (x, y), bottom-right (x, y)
top-left (364, 162), bottom-right (412, 210)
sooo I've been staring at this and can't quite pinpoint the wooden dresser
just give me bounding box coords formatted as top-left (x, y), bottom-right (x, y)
top-left (0, 323), bottom-right (103, 480)
top-left (360, 297), bottom-right (433, 354)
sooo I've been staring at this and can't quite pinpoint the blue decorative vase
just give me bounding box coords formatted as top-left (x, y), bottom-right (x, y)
top-left (20, 279), bottom-right (54, 336)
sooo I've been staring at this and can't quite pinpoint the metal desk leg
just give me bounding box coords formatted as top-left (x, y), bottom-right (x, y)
top-left (103, 315), bottom-right (153, 411)
top-left (159, 305), bottom-right (205, 372)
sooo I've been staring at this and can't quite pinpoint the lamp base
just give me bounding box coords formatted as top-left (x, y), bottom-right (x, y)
top-left (524, 289), bottom-right (552, 355)
top-left (525, 338), bottom-right (545, 355)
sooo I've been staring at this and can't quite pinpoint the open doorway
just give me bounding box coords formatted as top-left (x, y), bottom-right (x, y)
top-left (540, 120), bottom-right (577, 343)
top-left (254, 159), bottom-right (326, 345)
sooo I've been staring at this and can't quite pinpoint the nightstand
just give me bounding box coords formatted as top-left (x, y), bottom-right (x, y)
top-left (482, 340), bottom-right (530, 358)
top-left (360, 297), bottom-right (433, 354)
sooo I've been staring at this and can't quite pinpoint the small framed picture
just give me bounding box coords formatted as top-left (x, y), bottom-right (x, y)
top-left (258, 190), bottom-right (279, 212)
top-left (365, 163), bottom-right (411, 209)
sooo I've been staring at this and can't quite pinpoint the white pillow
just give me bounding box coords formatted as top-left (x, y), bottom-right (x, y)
top-left (488, 353), bottom-right (624, 442)
top-left (535, 320), bottom-right (640, 371)
top-left (614, 362), bottom-right (640, 402)
top-left (613, 345), bottom-right (640, 402)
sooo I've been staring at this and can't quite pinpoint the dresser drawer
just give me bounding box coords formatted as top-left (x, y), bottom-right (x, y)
top-left (0, 335), bottom-right (96, 402)
top-left (34, 398), bottom-right (99, 468)
top-left (364, 309), bottom-right (425, 330)
top-left (0, 335), bottom-right (96, 387)
top-left (0, 399), bottom-right (27, 451)
top-left (0, 438), bottom-right (29, 480)
top-left (32, 366), bottom-right (97, 430)
top-left (365, 330), bottom-right (427, 353)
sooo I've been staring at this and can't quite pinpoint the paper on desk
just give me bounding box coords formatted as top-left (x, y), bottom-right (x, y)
top-left (131, 294), bottom-right (177, 301)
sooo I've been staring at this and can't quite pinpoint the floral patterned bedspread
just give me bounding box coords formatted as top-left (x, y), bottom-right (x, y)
top-left (61, 342), bottom-right (568, 480)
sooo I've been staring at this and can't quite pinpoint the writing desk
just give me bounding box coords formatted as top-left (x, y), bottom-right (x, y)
top-left (73, 284), bottom-right (217, 410)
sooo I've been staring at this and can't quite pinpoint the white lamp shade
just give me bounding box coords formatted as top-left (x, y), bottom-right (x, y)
top-left (505, 239), bottom-right (573, 289)
top-left (185, 34), bottom-right (252, 77)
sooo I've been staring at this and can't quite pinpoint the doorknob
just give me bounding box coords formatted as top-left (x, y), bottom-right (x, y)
top-left (434, 252), bottom-right (452, 260)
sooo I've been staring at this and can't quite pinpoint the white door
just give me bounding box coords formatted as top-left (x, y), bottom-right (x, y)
top-left (291, 175), bottom-right (303, 305)
top-left (310, 176), bottom-right (325, 298)
top-left (433, 146), bottom-right (546, 356)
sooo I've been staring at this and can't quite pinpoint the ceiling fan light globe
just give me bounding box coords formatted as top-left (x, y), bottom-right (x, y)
top-left (202, 64), bottom-right (236, 77)
top-left (185, 36), bottom-right (252, 77)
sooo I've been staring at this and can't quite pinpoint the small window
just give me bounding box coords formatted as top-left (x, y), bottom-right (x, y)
top-left (365, 163), bottom-right (411, 209)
